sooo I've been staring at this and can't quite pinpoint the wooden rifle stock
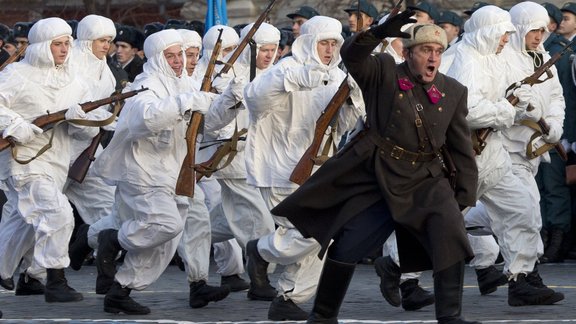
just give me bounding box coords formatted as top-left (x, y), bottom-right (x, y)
top-left (175, 113), bottom-right (204, 197)
top-left (68, 129), bottom-right (105, 183)
top-left (0, 87), bottom-right (148, 152)
top-left (68, 97), bottom-right (127, 183)
top-left (175, 29), bottom-right (224, 197)
top-left (215, 0), bottom-right (277, 78)
top-left (0, 44), bottom-right (27, 71)
top-left (195, 142), bottom-right (230, 182)
top-left (379, 0), bottom-right (404, 49)
top-left (289, 0), bottom-right (405, 185)
top-left (289, 77), bottom-right (350, 185)
top-left (390, 0), bottom-right (404, 16)
top-left (356, 0), bottom-right (363, 32)
top-left (176, 0), bottom-right (278, 196)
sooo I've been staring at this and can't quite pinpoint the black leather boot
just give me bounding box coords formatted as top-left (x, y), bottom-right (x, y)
top-left (374, 256), bottom-right (401, 307)
top-left (246, 239), bottom-right (277, 301)
top-left (104, 281), bottom-right (150, 315)
top-left (400, 278), bottom-right (435, 311)
top-left (96, 229), bottom-right (122, 295)
top-left (0, 276), bottom-right (14, 290)
top-left (525, 265), bottom-right (564, 305)
top-left (541, 228), bottom-right (565, 263)
top-left (508, 272), bottom-right (560, 306)
top-left (434, 261), bottom-right (480, 324)
top-left (307, 258), bottom-right (356, 324)
top-left (221, 274), bottom-right (250, 292)
top-left (189, 280), bottom-right (230, 308)
top-left (69, 223), bottom-right (93, 271)
top-left (44, 269), bottom-right (83, 302)
top-left (268, 295), bottom-right (308, 321)
top-left (15, 272), bottom-right (45, 296)
top-left (475, 265), bottom-right (508, 295)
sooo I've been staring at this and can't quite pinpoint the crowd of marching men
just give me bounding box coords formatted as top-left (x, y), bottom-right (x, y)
top-left (1, 0), bottom-right (576, 323)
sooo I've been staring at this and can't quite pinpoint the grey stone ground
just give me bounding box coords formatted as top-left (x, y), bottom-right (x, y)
top-left (1, 260), bottom-right (575, 323)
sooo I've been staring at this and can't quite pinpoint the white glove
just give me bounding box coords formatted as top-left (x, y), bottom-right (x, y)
top-left (2, 117), bottom-right (43, 144)
top-left (229, 76), bottom-right (247, 102)
top-left (285, 64), bottom-right (330, 90)
top-left (542, 122), bottom-right (562, 143)
top-left (521, 104), bottom-right (543, 122)
top-left (65, 104), bottom-right (87, 120)
top-left (511, 84), bottom-right (533, 111)
top-left (212, 73), bottom-right (233, 94)
top-left (179, 92), bottom-right (218, 118)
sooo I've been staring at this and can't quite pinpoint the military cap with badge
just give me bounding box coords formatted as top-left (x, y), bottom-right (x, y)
top-left (408, 0), bottom-right (440, 22)
top-left (343, 0), bottom-right (378, 20)
top-left (115, 25), bottom-right (144, 50)
top-left (287, 6), bottom-right (320, 20)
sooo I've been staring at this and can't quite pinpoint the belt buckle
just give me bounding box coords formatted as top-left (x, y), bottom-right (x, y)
top-left (390, 146), bottom-right (404, 160)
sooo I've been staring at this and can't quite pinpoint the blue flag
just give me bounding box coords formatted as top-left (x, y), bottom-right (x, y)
top-left (205, 0), bottom-right (228, 31)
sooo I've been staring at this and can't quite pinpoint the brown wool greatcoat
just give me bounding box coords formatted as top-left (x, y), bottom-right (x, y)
top-left (271, 31), bottom-right (479, 273)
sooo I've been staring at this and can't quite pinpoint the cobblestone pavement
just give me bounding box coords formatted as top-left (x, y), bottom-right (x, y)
top-left (1, 260), bottom-right (575, 323)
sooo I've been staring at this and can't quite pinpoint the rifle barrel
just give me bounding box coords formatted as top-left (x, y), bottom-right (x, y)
top-left (217, 0), bottom-right (277, 77)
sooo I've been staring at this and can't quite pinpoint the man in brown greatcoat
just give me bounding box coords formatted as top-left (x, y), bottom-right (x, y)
top-left (271, 11), bottom-right (479, 324)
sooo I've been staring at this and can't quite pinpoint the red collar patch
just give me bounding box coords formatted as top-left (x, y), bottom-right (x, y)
top-left (427, 85), bottom-right (442, 104)
top-left (398, 77), bottom-right (414, 91)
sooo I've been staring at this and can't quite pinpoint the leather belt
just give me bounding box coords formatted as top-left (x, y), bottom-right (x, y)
top-left (367, 130), bottom-right (436, 162)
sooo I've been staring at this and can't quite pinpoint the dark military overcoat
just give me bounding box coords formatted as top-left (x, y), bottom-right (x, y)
top-left (272, 31), bottom-right (478, 273)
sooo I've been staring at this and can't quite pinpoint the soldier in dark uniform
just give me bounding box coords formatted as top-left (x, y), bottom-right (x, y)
top-left (287, 5), bottom-right (320, 38)
top-left (143, 22), bottom-right (164, 39)
top-left (538, 2), bottom-right (576, 263)
top-left (12, 22), bottom-right (32, 51)
top-left (542, 2), bottom-right (563, 35)
top-left (271, 12), bottom-right (480, 324)
top-left (463, 2), bottom-right (491, 17)
top-left (343, 0), bottom-right (378, 34)
top-left (408, 0), bottom-right (440, 24)
top-left (436, 10), bottom-right (463, 48)
top-left (109, 25), bottom-right (144, 82)
top-left (2, 34), bottom-right (18, 56)
top-left (0, 24), bottom-right (11, 66)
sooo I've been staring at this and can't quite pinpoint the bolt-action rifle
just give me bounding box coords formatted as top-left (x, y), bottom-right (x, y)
top-left (0, 44), bottom-right (27, 71)
top-left (213, 0), bottom-right (277, 80)
top-left (0, 87), bottom-right (148, 153)
top-left (289, 0), bottom-right (404, 185)
top-left (473, 40), bottom-right (574, 160)
top-left (176, 0), bottom-right (278, 197)
top-left (175, 28), bottom-right (224, 198)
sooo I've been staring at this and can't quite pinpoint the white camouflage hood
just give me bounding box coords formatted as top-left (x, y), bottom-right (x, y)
top-left (507, 1), bottom-right (549, 54)
top-left (462, 5), bottom-right (516, 56)
top-left (178, 29), bottom-right (202, 50)
top-left (234, 22), bottom-right (281, 68)
top-left (24, 17), bottom-right (73, 69)
top-left (291, 16), bottom-right (344, 68)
